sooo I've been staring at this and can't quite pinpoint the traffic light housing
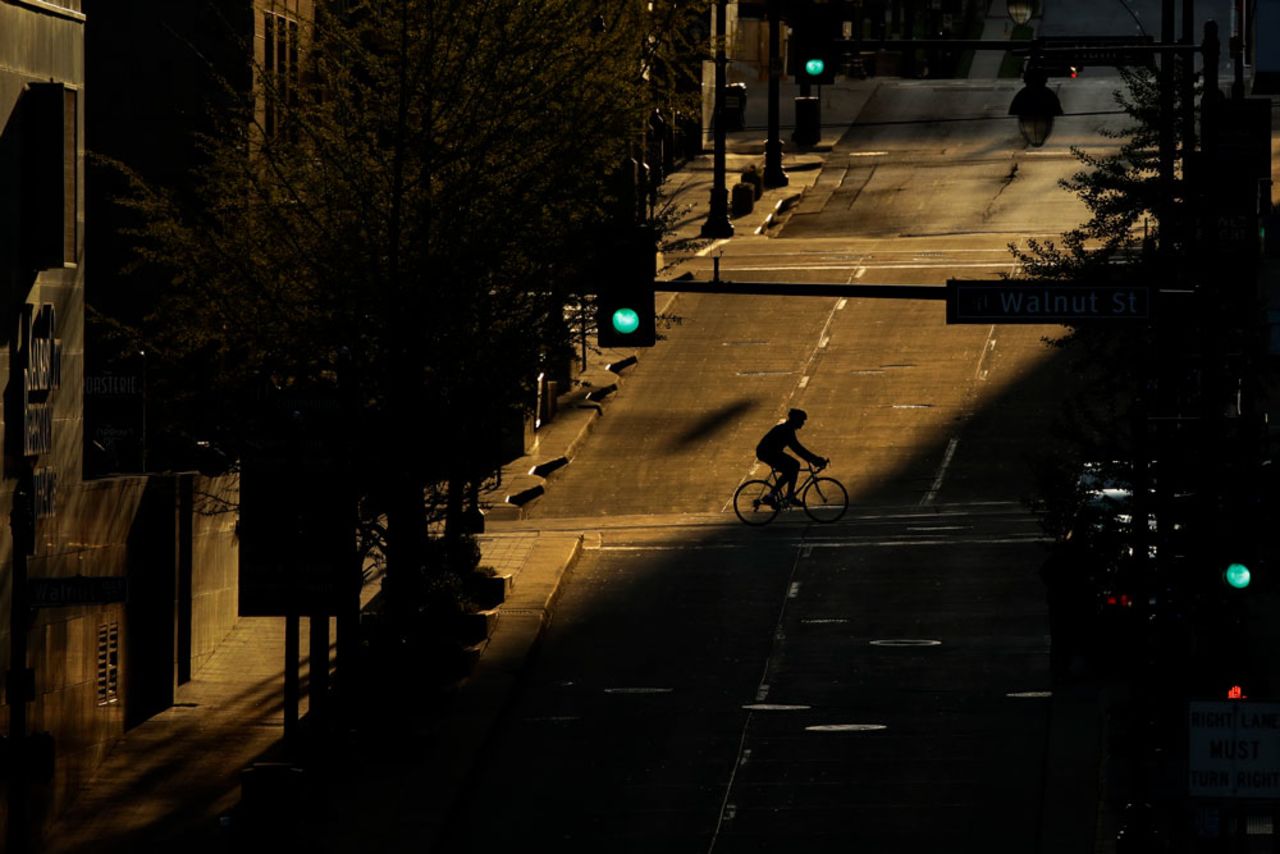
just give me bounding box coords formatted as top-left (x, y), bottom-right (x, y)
top-left (791, 34), bottom-right (838, 86)
top-left (788, 5), bottom-right (841, 86)
top-left (596, 226), bottom-right (657, 348)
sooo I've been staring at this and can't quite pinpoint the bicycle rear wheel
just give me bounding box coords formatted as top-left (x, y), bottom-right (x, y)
top-left (801, 476), bottom-right (848, 523)
top-left (733, 479), bottom-right (780, 526)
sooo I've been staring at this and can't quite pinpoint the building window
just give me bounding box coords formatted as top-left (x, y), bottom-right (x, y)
top-left (62, 87), bottom-right (77, 263)
top-left (21, 83), bottom-right (78, 269)
top-left (96, 621), bottom-right (119, 706)
top-left (263, 11), bottom-right (300, 141)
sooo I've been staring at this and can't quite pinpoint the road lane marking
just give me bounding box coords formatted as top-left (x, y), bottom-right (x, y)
top-left (836, 298), bottom-right (848, 309)
top-left (603, 687), bottom-right (673, 694)
top-left (742, 703), bottom-right (812, 711)
top-left (1007, 691), bottom-right (1053, 698)
top-left (920, 437), bottom-right (959, 505)
top-left (801, 618), bottom-right (850, 624)
top-left (788, 582), bottom-right (801, 599)
top-left (697, 239), bottom-right (731, 257)
top-left (975, 325), bottom-right (997, 381)
top-left (798, 375), bottom-right (810, 388)
top-left (709, 534), bottom-right (809, 853)
top-left (806, 723), bottom-right (888, 732)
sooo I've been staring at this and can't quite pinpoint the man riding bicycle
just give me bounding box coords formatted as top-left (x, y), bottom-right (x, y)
top-left (756, 408), bottom-right (828, 507)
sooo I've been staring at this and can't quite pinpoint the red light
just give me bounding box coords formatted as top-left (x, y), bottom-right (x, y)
top-left (1119, 594), bottom-right (1132, 607)
top-left (1228, 685), bottom-right (1248, 700)
top-left (1105, 595), bottom-right (1117, 606)
top-left (1070, 67), bottom-right (1078, 78)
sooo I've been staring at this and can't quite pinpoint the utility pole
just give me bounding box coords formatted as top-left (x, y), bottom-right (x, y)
top-left (702, 0), bottom-right (734, 238)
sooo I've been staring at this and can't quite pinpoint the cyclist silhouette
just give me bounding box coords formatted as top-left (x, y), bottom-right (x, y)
top-left (755, 408), bottom-right (827, 506)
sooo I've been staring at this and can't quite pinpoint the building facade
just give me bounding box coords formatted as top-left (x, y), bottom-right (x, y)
top-left (2, 0), bottom-right (242, 845)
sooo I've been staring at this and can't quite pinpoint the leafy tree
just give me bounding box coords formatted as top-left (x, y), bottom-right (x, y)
top-left (1009, 64), bottom-right (1197, 535)
top-left (104, 0), bottom-right (709, 631)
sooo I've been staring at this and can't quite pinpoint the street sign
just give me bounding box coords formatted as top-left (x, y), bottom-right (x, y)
top-left (29, 576), bottom-right (127, 607)
top-left (946, 279), bottom-right (1150, 324)
top-left (1189, 701), bottom-right (1280, 798)
top-left (1039, 46), bottom-right (1155, 67)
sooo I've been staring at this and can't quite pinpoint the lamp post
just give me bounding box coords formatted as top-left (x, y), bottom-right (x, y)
top-left (701, 0), bottom-right (734, 238)
top-left (763, 0), bottom-right (788, 188)
top-left (1008, 66), bottom-right (1062, 146)
top-left (1006, 0), bottom-right (1035, 26)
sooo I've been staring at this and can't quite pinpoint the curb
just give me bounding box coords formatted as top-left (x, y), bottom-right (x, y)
top-left (426, 533), bottom-right (585, 852)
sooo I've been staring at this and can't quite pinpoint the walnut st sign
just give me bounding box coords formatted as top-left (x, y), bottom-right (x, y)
top-left (946, 280), bottom-right (1150, 324)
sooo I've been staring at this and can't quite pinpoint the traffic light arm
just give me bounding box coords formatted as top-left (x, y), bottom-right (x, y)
top-left (657, 279), bottom-right (947, 299)
top-left (844, 38), bottom-right (1198, 55)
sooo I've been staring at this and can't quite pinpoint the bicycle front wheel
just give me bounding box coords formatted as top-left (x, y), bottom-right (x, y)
top-left (733, 479), bottom-right (780, 526)
top-left (801, 477), bottom-right (848, 523)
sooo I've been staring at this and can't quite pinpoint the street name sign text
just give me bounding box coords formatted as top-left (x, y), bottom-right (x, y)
top-left (946, 279), bottom-right (1150, 324)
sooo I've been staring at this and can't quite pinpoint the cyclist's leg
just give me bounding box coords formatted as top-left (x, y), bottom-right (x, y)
top-left (757, 453), bottom-right (789, 503)
top-left (776, 455), bottom-right (800, 502)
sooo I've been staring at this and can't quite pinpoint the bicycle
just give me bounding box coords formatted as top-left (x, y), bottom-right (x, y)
top-left (733, 462), bottom-right (848, 526)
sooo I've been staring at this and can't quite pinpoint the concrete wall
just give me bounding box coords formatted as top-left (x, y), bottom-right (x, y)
top-left (188, 473), bottom-right (240, 677)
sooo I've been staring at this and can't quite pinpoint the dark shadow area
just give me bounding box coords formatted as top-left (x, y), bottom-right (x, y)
top-left (2, 86), bottom-right (37, 472)
top-left (662, 397), bottom-right (759, 452)
top-left (44, 637), bottom-right (336, 854)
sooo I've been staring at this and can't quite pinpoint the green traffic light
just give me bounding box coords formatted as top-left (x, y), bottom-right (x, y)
top-left (611, 307), bottom-right (640, 335)
top-left (1225, 562), bottom-right (1252, 589)
top-left (804, 58), bottom-right (826, 77)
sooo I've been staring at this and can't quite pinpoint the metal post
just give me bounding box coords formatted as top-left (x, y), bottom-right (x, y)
top-left (1159, 0), bottom-right (1176, 255)
top-left (1181, 0), bottom-right (1196, 168)
top-left (1203, 22), bottom-right (1219, 148)
top-left (764, 0), bottom-right (788, 188)
top-left (702, 0), bottom-right (734, 238)
top-left (308, 613), bottom-right (328, 741)
top-left (284, 612), bottom-right (300, 754)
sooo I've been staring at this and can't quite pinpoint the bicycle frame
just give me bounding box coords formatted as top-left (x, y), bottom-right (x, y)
top-left (766, 464), bottom-right (824, 497)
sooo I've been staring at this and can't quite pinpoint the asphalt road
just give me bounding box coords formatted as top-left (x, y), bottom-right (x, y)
top-left (440, 78), bottom-right (1116, 851)
top-left (440, 509), bottom-right (1051, 852)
